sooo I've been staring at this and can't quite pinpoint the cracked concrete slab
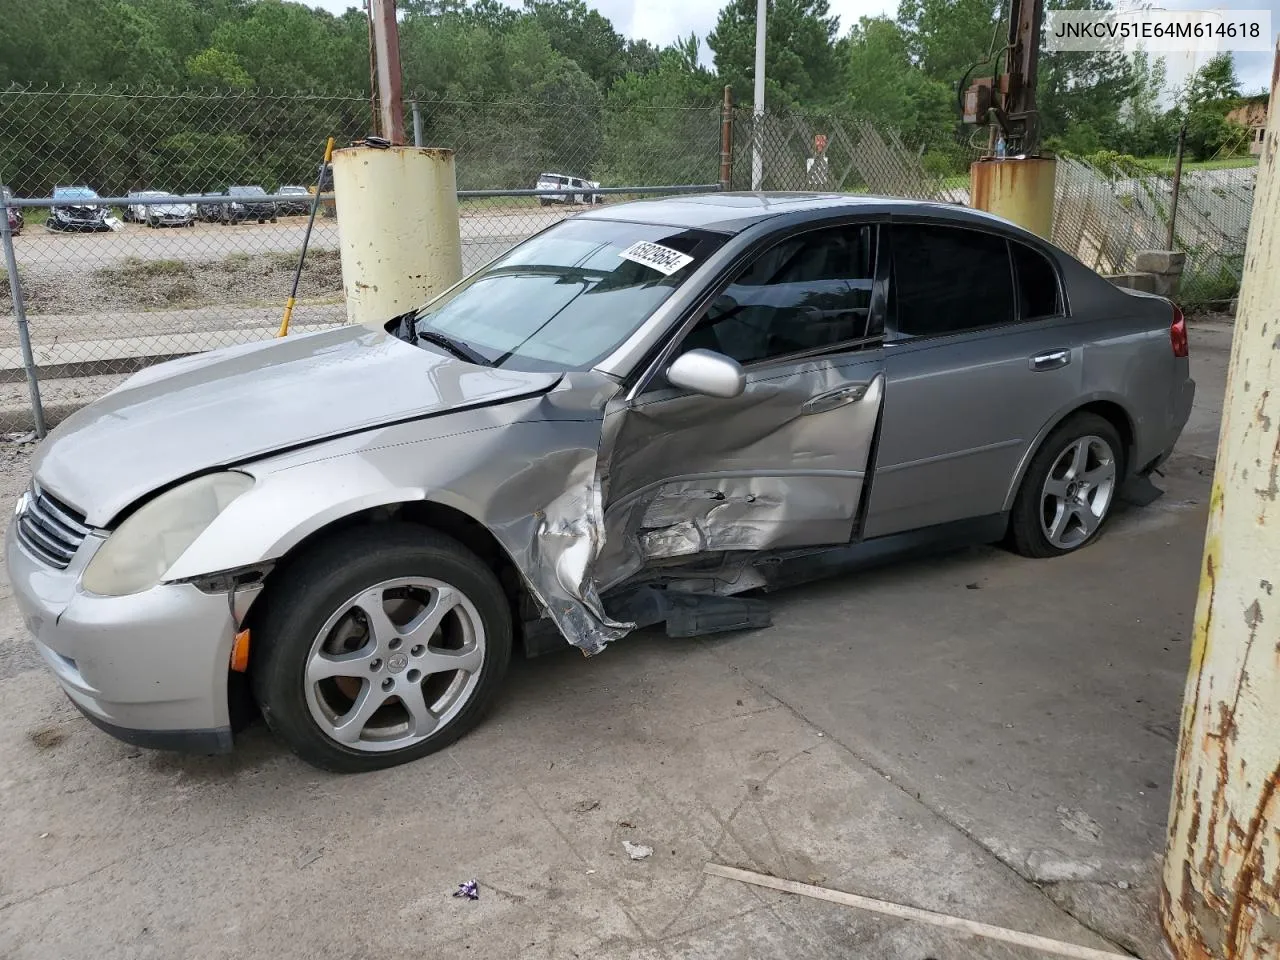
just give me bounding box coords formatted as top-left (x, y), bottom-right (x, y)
top-left (0, 324), bottom-right (1228, 958)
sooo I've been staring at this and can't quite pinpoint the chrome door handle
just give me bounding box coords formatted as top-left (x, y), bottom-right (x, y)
top-left (801, 382), bottom-right (869, 416)
top-left (1030, 349), bottom-right (1071, 371)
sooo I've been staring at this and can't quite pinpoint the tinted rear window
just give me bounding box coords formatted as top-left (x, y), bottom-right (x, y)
top-left (1012, 242), bottom-right (1062, 319)
top-left (891, 224), bottom-right (1015, 336)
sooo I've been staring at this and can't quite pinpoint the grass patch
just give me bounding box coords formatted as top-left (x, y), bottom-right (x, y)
top-left (1181, 267), bottom-right (1241, 312)
top-left (1143, 155), bottom-right (1258, 173)
top-left (95, 257), bottom-right (193, 283)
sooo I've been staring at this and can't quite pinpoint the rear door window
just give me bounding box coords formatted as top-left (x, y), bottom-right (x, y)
top-left (889, 224), bottom-right (1015, 337)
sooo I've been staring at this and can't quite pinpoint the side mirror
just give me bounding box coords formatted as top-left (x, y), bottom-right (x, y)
top-left (666, 349), bottom-right (746, 399)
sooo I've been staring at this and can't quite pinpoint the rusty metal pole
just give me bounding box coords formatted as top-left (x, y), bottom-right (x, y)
top-left (720, 85), bottom-right (734, 192)
top-left (1161, 42), bottom-right (1280, 960)
top-left (369, 0), bottom-right (405, 145)
top-left (1166, 119), bottom-right (1187, 251)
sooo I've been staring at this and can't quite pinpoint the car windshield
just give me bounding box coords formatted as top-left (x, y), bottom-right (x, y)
top-left (230, 186), bottom-right (265, 196)
top-left (55, 187), bottom-right (97, 201)
top-left (410, 218), bottom-right (726, 372)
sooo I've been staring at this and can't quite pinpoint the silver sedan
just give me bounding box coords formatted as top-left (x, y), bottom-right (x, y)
top-left (7, 193), bottom-right (1194, 772)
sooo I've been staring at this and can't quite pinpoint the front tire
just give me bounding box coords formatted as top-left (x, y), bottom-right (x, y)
top-left (251, 524), bottom-right (512, 773)
top-left (1009, 412), bottom-right (1123, 558)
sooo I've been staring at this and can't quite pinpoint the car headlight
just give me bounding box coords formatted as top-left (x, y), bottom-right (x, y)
top-left (81, 472), bottom-right (253, 597)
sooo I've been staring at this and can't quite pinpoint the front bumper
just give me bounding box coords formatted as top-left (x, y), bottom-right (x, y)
top-left (5, 518), bottom-right (238, 753)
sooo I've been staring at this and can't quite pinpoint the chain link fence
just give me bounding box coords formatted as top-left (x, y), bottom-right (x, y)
top-left (730, 108), bottom-right (981, 199)
top-left (1051, 156), bottom-right (1253, 312)
top-left (0, 86), bottom-right (725, 434)
top-left (0, 84), bottom-right (1258, 435)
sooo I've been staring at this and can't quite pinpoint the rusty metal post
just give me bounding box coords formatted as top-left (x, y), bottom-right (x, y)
top-left (1166, 119), bottom-right (1187, 251)
top-left (1161, 42), bottom-right (1280, 959)
top-left (0, 196), bottom-right (45, 438)
top-left (970, 156), bottom-right (1057, 239)
top-left (719, 85), bottom-right (734, 192)
top-left (369, 0), bottom-right (405, 145)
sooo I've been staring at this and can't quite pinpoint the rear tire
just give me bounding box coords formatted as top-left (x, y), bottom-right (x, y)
top-left (1008, 412), bottom-right (1124, 558)
top-left (251, 524), bottom-right (513, 773)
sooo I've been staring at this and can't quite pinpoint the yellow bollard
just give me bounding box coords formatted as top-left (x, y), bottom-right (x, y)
top-left (969, 157), bottom-right (1057, 240)
top-left (331, 145), bottom-right (462, 329)
top-left (1160, 56), bottom-right (1280, 958)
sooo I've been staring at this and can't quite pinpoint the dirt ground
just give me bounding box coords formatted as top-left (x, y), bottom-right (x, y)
top-left (0, 323), bottom-right (1231, 959)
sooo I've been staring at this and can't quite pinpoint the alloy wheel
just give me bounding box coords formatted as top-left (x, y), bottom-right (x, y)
top-left (303, 576), bottom-right (486, 753)
top-left (1039, 435), bottom-right (1117, 550)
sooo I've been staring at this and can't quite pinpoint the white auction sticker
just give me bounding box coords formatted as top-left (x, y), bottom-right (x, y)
top-left (618, 240), bottom-right (694, 276)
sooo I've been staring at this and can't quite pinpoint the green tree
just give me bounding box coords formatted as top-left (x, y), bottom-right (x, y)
top-left (1177, 53), bottom-right (1247, 160)
top-left (187, 48), bottom-right (255, 88)
top-left (1185, 52), bottom-right (1240, 104)
top-left (523, 0), bottom-right (630, 90)
top-left (598, 47), bottom-right (721, 185)
top-left (897, 0), bottom-right (1002, 83)
top-left (841, 16), bottom-right (952, 143)
top-left (208, 0), bottom-right (366, 90)
top-left (708, 0), bottom-right (842, 108)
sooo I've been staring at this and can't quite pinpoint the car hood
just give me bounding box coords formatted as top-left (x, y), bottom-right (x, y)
top-left (33, 325), bottom-right (563, 526)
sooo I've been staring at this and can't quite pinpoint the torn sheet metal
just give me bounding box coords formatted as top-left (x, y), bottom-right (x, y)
top-left (104, 340), bottom-right (883, 655)
top-left (594, 358), bottom-right (884, 594)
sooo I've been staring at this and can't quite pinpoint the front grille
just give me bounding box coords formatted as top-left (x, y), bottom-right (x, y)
top-left (16, 485), bottom-right (89, 569)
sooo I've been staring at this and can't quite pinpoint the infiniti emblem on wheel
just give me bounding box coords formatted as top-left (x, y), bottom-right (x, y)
top-left (387, 652), bottom-right (409, 674)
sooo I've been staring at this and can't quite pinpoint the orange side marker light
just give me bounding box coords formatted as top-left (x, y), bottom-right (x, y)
top-left (230, 629), bottom-right (251, 672)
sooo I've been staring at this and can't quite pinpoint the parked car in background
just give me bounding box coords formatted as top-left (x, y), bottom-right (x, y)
top-left (277, 185), bottom-right (311, 216)
top-left (310, 166), bottom-right (335, 218)
top-left (1, 185), bottom-right (21, 236)
top-left (221, 185), bottom-right (277, 224)
top-left (48, 186), bottom-right (110, 232)
top-left (197, 192), bottom-right (224, 223)
top-left (125, 190), bottom-right (195, 228)
top-left (536, 172), bottom-right (602, 205)
top-left (7, 193), bottom-right (1194, 773)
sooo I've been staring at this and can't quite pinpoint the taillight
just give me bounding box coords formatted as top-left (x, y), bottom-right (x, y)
top-left (1170, 304), bottom-right (1188, 358)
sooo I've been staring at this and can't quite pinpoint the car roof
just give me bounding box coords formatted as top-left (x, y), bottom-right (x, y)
top-left (574, 191), bottom-right (1023, 235)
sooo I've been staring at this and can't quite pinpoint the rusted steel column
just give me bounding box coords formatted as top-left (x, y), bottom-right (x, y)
top-left (969, 156), bottom-right (1056, 239)
top-left (1161, 46), bottom-right (1280, 959)
top-left (370, 0), bottom-right (405, 145)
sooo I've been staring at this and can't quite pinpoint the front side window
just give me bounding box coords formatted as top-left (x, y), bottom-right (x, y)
top-left (408, 218), bottom-right (726, 372)
top-left (679, 225), bottom-right (878, 366)
top-left (890, 224), bottom-right (1015, 337)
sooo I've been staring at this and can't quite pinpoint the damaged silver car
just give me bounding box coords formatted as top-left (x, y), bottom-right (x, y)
top-left (7, 193), bottom-right (1194, 772)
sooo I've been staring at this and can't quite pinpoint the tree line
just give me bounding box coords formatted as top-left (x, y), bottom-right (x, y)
top-left (0, 0), bottom-right (1261, 197)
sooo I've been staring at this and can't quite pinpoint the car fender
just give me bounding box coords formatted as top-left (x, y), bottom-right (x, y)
top-left (1000, 391), bottom-right (1139, 512)
top-left (161, 406), bottom-right (628, 654)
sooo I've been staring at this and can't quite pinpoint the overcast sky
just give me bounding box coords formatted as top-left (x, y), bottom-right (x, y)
top-left (308, 0), bottom-right (1277, 92)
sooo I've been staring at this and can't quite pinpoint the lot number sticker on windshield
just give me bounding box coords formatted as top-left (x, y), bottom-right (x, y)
top-left (618, 240), bottom-right (694, 276)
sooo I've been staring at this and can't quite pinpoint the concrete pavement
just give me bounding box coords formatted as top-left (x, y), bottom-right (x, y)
top-left (0, 324), bottom-right (1231, 959)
